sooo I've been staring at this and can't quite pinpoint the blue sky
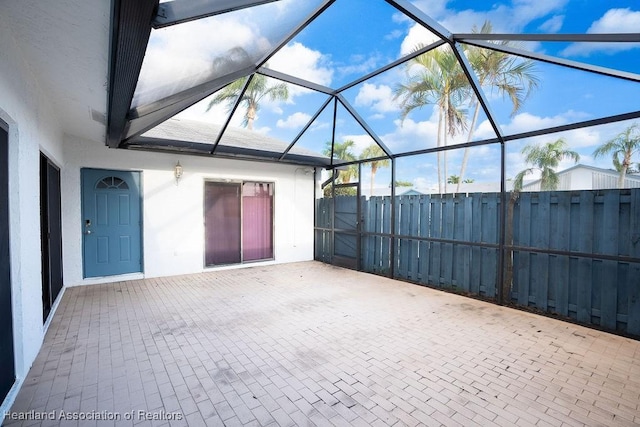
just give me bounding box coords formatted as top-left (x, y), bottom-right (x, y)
top-left (146, 0), bottom-right (640, 191)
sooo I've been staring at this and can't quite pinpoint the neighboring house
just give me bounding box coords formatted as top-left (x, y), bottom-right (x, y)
top-left (364, 187), bottom-right (420, 197)
top-left (398, 188), bottom-right (424, 196)
top-left (521, 164), bottom-right (640, 192)
top-left (404, 182), bottom-right (511, 195)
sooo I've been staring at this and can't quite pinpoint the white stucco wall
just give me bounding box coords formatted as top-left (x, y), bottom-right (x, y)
top-left (62, 137), bottom-right (315, 286)
top-left (0, 11), bottom-right (66, 409)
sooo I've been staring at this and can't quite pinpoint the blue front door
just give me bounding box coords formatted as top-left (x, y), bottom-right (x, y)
top-left (82, 169), bottom-right (142, 278)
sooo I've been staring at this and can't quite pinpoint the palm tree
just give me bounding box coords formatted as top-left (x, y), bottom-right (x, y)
top-left (447, 175), bottom-right (460, 184)
top-left (447, 175), bottom-right (474, 184)
top-left (513, 138), bottom-right (580, 191)
top-left (457, 21), bottom-right (539, 193)
top-left (395, 46), bottom-right (469, 194)
top-left (206, 73), bottom-right (289, 130)
top-left (360, 144), bottom-right (390, 197)
top-left (503, 138), bottom-right (579, 303)
top-left (323, 140), bottom-right (357, 184)
top-left (593, 123), bottom-right (640, 188)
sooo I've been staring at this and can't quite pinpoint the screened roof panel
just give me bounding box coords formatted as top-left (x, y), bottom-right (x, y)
top-left (111, 0), bottom-right (640, 172)
top-left (175, 72), bottom-right (335, 145)
top-left (410, 1), bottom-right (635, 35)
top-left (339, 45), bottom-right (500, 155)
top-left (282, 99), bottom-right (335, 162)
top-left (263, 0), bottom-right (434, 89)
top-left (132, 0), bottom-right (326, 108)
top-left (331, 101), bottom-right (381, 164)
top-left (396, 144), bottom-right (502, 195)
top-left (475, 40), bottom-right (640, 76)
top-left (478, 55), bottom-right (640, 138)
top-left (138, 117), bottom-right (330, 164)
top-left (504, 117), bottom-right (640, 184)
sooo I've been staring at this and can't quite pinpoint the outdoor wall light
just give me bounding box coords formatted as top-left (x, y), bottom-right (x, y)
top-left (174, 161), bottom-right (183, 185)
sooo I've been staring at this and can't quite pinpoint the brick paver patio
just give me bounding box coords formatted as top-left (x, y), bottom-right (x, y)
top-left (5, 261), bottom-right (640, 426)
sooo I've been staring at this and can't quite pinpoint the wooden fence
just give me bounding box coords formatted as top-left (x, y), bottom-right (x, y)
top-left (315, 189), bottom-right (640, 337)
top-left (511, 190), bottom-right (640, 335)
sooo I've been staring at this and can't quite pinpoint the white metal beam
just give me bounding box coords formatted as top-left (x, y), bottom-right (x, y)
top-left (153, 0), bottom-right (281, 28)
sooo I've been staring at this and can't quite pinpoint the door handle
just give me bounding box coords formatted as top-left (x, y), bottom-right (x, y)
top-left (85, 230), bottom-right (92, 235)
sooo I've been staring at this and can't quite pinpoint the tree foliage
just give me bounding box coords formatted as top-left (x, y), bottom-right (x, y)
top-left (457, 21), bottom-right (539, 192)
top-left (360, 144), bottom-right (390, 196)
top-left (395, 46), bottom-right (469, 194)
top-left (513, 138), bottom-right (580, 191)
top-left (206, 73), bottom-right (289, 130)
top-left (593, 122), bottom-right (640, 188)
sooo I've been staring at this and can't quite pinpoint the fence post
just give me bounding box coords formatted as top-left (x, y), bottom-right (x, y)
top-left (498, 141), bottom-right (507, 304)
top-left (390, 158), bottom-right (396, 279)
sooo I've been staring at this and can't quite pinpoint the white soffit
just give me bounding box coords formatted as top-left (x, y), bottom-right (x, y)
top-left (3, 0), bottom-right (110, 143)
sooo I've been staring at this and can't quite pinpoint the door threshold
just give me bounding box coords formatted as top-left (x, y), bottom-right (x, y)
top-left (74, 272), bottom-right (144, 287)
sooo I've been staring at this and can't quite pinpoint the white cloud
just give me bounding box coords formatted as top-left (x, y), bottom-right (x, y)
top-left (400, 24), bottom-right (441, 56)
top-left (538, 15), bottom-right (564, 33)
top-left (372, 106), bottom-right (497, 154)
top-left (276, 112), bottom-right (312, 129)
top-left (502, 111), bottom-right (569, 135)
top-left (474, 119), bottom-right (498, 140)
top-left (385, 29), bottom-right (404, 41)
top-left (413, 176), bottom-right (438, 192)
top-left (409, 1), bottom-right (450, 21)
top-left (395, 0), bottom-right (570, 75)
top-left (561, 8), bottom-right (640, 56)
top-left (310, 120), bottom-right (331, 132)
top-left (401, 0), bottom-right (568, 57)
top-left (254, 125), bottom-right (272, 136)
top-left (413, 0), bottom-right (568, 33)
top-left (176, 99), bottom-right (244, 127)
top-left (503, 0), bottom-right (569, 30)
top-left (338, 134), bottom-right (376, 157)
top-left (587, 8), bottom-right (640, 32)
top-left (338, 54), bottom-right (383, 77)
top-left (381, 115), bottom-right (440, 153)
top-left (355, 83), bottom-right (399, 114)
top-left (268, 42), bottom-right (333, 89)
top-left (134, 18), bottom-right (262, 106)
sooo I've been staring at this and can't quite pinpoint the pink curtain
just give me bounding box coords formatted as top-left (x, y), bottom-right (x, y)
top-left (242, 183), bottom-right (273, 261)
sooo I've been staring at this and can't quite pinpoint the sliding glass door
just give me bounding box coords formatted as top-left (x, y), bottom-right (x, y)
top-left (204, 182), bottom-right (242, 265)
top-left (204, 181), bottom-right (273, 266)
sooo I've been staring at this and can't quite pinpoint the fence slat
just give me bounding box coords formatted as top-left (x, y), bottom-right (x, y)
top-left (470, 194), bottom-right (482, 294)
top-left (409, 196), bottom-right (420, 281)
top-left (516, 193), bottom-right (531, 306)
top-left (397, 196), bottom-right (409, 278)
top-left (461, 195), bottom-right (473, 292)
top-left (362, 196), bottom-right (372, 271)
top-left (382, 197), bottom-right (391, 272)
top-left (485, 194), bottom-right (498, 297)
top-left (442, 196), bottom-right (454, 287)
top-left (534, 192), bottom-right (550, 310)
top-left (431, 196), bottom-right (442, 286)
top-left (555, 192), bottom-right (571, 316)
top-left (629, 190), bottom-right (640, 335)
top-left (373, 196), bottom-right (383, 272)
top-left (419, 195), bottom-right (430, 285)
top-left (577, 191), bottom-right (594, 324)
top-left (600, 191), bottom-right (619, 330)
